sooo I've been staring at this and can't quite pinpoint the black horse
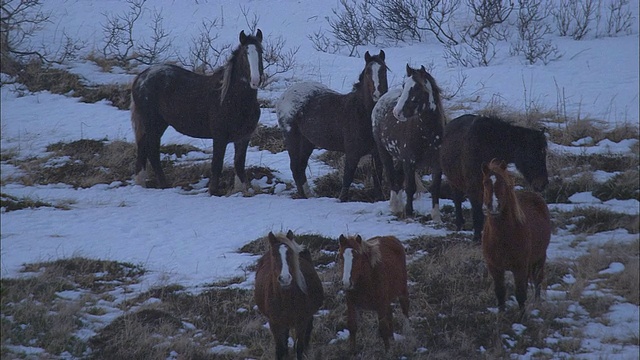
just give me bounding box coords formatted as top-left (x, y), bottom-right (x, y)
top-left (130, 29), bottom-right (264, 195)
top-left (372, 64), bottom-right (445, 219)
top-left (276, 51), bottom-right (389, 201)
top-left (440, 114), bottom-right (549, 241)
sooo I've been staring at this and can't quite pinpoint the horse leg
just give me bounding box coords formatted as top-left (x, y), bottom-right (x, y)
top-left (146, 129), bottom-right (169, 189)
top-left (489, 267), bottom-right (506, 311)
top-left (370, 148), bottom-right (385, 201)
top-left (339, 152), bottom-right (360, 202)
top-left (470, 197), bottom-right (485, 242)
top-left (134, 133), bottom-right (148, 186)
top-left (379, 146), bottom-right (402, 213)
top-left (403, 161), bottom-right (417, 217)
top-left (453, 190), bottom-right (465, 231)
top-left (294, 317), bottom-right (312, 360)
top-left (399, 289), bottom-right (410, 317)
top-left (346, 301), bottom-right (358, 353)
top-left (209, 136), bottom-right (229, 196)
top-left (270, 323), bottom-right (289, 360)
top-left (531, 258), bottom-right (546, 301)
top-left (429, 165), bottom-right (443, 222)
top-left (232, 137), bottom-right (250, 194)
top-left (514, 268), bottom-right (529, 310)
top-left (377, 304), bottom-right (393, 351)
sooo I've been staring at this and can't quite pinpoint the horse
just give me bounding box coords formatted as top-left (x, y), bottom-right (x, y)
top-left (130, 29), bottom-right (264, 196)
top-left (338, 234), bottom-right (409, 352)
top-left (276, 50), bottom-right (389, 202)
top-left (481, 159), bottom-right (551, 311)
top-left (440, 114), bottom-right (549, 241)
top-left (372, 64), bottom-right (445, 219)
top-left (254, 230), bottom-right (324, 359)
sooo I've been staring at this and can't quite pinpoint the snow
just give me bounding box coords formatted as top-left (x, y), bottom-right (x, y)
top-left (1, 0), bottom-right (638, 358)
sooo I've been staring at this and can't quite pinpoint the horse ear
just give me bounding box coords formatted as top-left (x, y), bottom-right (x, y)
top-left (256, 28), bottom-right (263, 42)
top-left (339, 235), bottom-right (347, 247)
top-left (420, 65), bottom-right (426, 73)
top-left (239, 30), bottom-right (247, 44)
top-left (379, 50), bottom-right (385, 61)
top-left (499, 160), bottom-right (507, 170)
top-left (286, 229), bottom-right (294, 240)
top-left (481, 162), bottom-right (490, 176)
top-left (355, 235), bottom-right (363, 244)
top-left (364, 51), bottom-right (371, 63)
top-left (405, 64), bottom-right (412, 76)
top-left (268, 231), bottom-right (278, 246)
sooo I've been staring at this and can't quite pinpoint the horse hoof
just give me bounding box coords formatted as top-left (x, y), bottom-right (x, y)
top-left (338, 189), bottom-right (350, 202)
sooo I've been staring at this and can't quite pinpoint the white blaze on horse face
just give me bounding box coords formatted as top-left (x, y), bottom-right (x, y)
top-left (393, 77), bottom-right (416, 121)
top-left (341, 248), bottom-right (354, 289)
top-left (489, 175), bottom-right (499, 213)
top-left (370, 63), bottom-right (382, 101)
top-left (278, 244), bottom-right (293, 287)
top-left (246, 44), bottom-right (261, 89)
top-left (425, 78), bottom-right (437, 111)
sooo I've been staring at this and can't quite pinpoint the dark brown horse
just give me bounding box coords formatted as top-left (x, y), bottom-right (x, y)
top-left (276, 51), bottom-right (389, 201)
top-left (130, 30), bottom-right (264, 195)
top-left (440, 114), bottom-right (549, 241)
top-left (338, 234), bottom-right (409, 352)
top-left (254, 231), bottom-right (324, 359)
top-left (372, 64), bottom-right (445, 219)
top-left (481, 159), bottom-right (551, 311)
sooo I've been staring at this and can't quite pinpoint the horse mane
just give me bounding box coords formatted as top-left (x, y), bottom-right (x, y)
top-left (488, 160), bottom-right (526, 224)
top-left (360, 237), bottom-right (382, 267)
top-left (272, 232), bottom-right (309, 294)
top-left (424, 71), bottom-right (446, 128)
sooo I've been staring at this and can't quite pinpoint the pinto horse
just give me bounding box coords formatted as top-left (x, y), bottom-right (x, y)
top-left (254, 231), bottom-right (324, 359)
top-left (481, 159), bottom-right (551, 311)
top-left (338, 234), bottom-right (409, 352)
top-left (440, 114), bottom-right (549, 241)
top-left (372, 64), bottom-right (445, 219)
top-left (130, 30), bottom-right (264, 196)
top-left (276, 51), bottom-right (389, 201)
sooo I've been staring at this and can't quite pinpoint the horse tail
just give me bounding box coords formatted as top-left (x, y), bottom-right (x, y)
top-left (130, 94), bottom-right (145, 144)
top-left (130, 91), bottom-right (148, 185)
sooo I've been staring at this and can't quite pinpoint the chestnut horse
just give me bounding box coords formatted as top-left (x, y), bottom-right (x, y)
top-left (481, 159), bottom-right (551, 311)
top-left (254, 231), bottom-right (324, 359)
top-left (276, 51), bottom-right (389, 201)
top-left (130, 30), bottom-right (264, 196)
top-left (338, 234), bottom-right (409, 352)
top-left (440, 114), bottom-right (549, 241)
top-left (372, 64), bottom-right (445, 219)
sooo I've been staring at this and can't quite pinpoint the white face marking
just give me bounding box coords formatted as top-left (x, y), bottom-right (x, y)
top-left (342, 248), bottom-right (354, 289)
top-left (424, 78), bottom-right (437, 111)
top-left (393, 77), bottom-right (416, 121)
top-left (278, 244), bottom-right (292, 287)
top-left (370, 63), bottom-right (381, 101)
top-left (246, 44), bottom-right (261, 89)
top-left (490, 175), bottom-right (499, 213)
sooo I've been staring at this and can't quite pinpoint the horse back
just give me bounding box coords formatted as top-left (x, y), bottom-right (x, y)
top-left (373, 236), bottom-right (408, 297)
top-left (132, 64), bottom-right (219, 138)
top-left (440, 115), bottom-right (476, 191)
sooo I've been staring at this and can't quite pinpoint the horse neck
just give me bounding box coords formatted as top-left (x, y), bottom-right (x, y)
top-left (494, 181), bottom-right (526, 226)
top-left (353, 80), bottom-right (375, 113)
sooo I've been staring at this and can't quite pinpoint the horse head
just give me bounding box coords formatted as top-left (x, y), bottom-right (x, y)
top-left (239, 29), bottom-right (265, 89)
top-left (392, 64), bottom-right (439, 121)
top-left (481, 159), bottom-right (525, 222)
top-left (363, 50), bottom-right (389, 102)
top-left (268, 230), bottom-right (308, 293)
top-left (514, 128), bottom-right (549, 191)
top-left (338, 235), bottom-right (380, 290)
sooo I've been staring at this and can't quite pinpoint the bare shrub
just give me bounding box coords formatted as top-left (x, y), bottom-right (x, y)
top-left (552, 0), bottom-right (598, 40)
top-left (605, 0), bottom-right (635, 36)
top-left (262, 35), bottom-right (299, 86)
top-left (326, 0), bottom-right (377, 56)
top-left (100, 0), bottom-right (173, 68)
top-left (370, 0), bottom-right (422, 42)
top-left (179, 18), bottom-right (230, 73)
top-left (511, 0), bottom-right (560, 65)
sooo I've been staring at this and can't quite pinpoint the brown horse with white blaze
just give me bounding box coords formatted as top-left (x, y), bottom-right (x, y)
top-left (130, 30), bottom-right (264, 195)
top-left (481, 159), bottom-right (551, 311)
top-left (338, 234), bottom-right (409, 352)
top-left (254, 231), bottom-right (324, 360)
